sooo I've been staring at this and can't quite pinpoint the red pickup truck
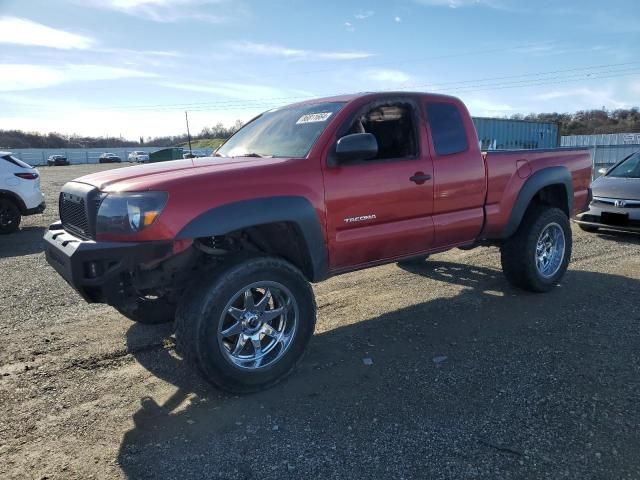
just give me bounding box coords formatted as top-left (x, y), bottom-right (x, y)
top-left (44, 92), bottom-right (592, 392)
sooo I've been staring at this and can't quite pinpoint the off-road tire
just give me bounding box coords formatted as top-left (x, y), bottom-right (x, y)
top-left (0, 198), bottom-right (21, 234)
top-left (175, 256), bottom-right (316, 393)
top-left (500, 206), bottom-right (572, 293)
top-left (116, 296), bottom-right (177, 324)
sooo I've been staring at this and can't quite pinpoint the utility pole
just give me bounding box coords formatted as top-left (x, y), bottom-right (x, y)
top-left (185, 111), bottom-right (193, 155)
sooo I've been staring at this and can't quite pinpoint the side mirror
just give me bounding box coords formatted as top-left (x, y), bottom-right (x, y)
top-left (597, 167), bottom-right (607, 175)
top-left (335, 133), bottom-right (378, 163)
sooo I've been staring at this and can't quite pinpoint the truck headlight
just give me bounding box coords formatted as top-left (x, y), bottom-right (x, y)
top-left (96, 192), bottom-right (167, 235)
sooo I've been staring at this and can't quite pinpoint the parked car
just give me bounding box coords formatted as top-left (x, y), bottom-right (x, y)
top-left (98, 153), bottom-right (122, 164)
top-left (47, 155), bottom-right (69, 166)
top-left (0, 152), bottom-right (46, 234)
top-left (128, 151), bottom-right (150, 163)
top-left (575, 151), bottom-right (640, 233)
top-left (183, 151), bottom-right (197, 159)
top-left (44, 92), bottom-right (592, 393)
top-left (149, 147), bottom-right (184, 163)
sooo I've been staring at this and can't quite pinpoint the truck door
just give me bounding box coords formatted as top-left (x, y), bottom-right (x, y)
top-left (323, 98), bottom-right (435, 271)
top-left (423, 100), bottom-right (486, 247)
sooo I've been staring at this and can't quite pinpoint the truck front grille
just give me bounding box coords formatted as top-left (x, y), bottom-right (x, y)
top-left (60, 192), bottom-right (91, 239)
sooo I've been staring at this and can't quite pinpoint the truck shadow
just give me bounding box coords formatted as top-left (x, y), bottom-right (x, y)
top-left (592, 229), bottom-right (640, 246)
top-left (118, 264), bottom-right (640, 479)
top-left (0, 226), bottom-right (46, 258)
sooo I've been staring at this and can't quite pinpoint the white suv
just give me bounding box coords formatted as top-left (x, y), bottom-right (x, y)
top-left (128, 151), bottom-right (150, 163)
top-left (0, 152), bottom-right (46, 234)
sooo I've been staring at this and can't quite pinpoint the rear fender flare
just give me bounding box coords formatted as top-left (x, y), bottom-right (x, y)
top-left (501, 166), bottom-right (573, 238)
top-left (176, 196), bottom-right (328, 281)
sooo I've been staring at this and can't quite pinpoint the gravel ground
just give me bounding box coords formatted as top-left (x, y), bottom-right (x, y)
top-left (1, 164), bottom-right (639, 480)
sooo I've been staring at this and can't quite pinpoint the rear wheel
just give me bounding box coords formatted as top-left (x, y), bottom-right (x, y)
top-left (0, 198), bottom-right (21, 234)
top-left (175, 256), bottom-right (316, 393)
top-left (500, 206), bottom-right (571, 292)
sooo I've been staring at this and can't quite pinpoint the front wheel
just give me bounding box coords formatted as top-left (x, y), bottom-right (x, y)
top-left (500, 206), bottom-right (572, 292)
top-left (0, 198), bottom-right (21, 234)
top-left (175, 256), bottom-right (316, 393)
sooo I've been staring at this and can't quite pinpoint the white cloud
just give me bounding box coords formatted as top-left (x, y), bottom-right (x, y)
top-left (464, 97), bottom-right (514, 115)
top-left (534, 88), bottom-right (629, 109)
top-left (365, 69), bottom-right (412, 84)
top-left (415, 0), bottom-right (509, 9)
top-left (159, 80), bottom-right (314, 102)
top-left (0, 16), bottom-right (94, 50)
top-left (394, 16), bottom-right (402, 22)
top-left (229, 41), bottom-right (374, 60)
top-left (0, 99), bottom-right (246, 138)
top-left (354, 10), bottom-right (374, 19)
top-left (82, 0), bottom-right (228, 23)
top-left (0, 64), bottom-right (157, 92)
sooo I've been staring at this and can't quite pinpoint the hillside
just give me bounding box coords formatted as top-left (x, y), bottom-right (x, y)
top-left (178, 138), bottom-right (226, 150)
top-left (2, 108), bottom-right (639, 148)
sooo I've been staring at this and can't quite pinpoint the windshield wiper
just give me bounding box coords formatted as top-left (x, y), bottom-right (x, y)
top-left (238, 152), bottom-right (273, 158)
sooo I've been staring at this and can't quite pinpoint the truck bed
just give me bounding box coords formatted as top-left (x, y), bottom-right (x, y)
top-left (481, 147), bottom-right (593, 238)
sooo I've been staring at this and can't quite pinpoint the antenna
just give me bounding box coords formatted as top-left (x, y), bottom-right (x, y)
top-left (185, 111), bottom-right (193, 155)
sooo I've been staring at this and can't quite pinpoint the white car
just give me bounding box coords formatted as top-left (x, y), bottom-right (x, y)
top-left (128, 151), bottom-right (150, 163)
top-left (0, 152), bottom-right (46, 234)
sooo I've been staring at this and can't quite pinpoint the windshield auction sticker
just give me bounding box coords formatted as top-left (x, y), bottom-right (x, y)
top-left (296, 112), bottom-right (333, 124)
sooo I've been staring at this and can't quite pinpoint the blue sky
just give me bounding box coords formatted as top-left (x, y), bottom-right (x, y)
top-left (0, 0), bottom-right (639, 139)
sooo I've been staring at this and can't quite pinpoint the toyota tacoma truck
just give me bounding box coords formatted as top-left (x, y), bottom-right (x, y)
top-left (44, 92), bottom-right (592, 392)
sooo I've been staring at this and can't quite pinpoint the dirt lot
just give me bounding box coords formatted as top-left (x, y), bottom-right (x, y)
top-left (1, 164), bottom-right (639, 479)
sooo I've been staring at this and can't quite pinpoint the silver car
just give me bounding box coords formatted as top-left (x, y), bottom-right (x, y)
top-left (128, 151), bottom-right (150, 163)
top-left (575, 151), bottom-right (640, 233)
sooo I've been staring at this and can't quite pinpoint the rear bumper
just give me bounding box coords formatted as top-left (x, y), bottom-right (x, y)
top-left (44, 222), bottom-right (172, 303)
top-left (24, 200), bottom-right (46, 216)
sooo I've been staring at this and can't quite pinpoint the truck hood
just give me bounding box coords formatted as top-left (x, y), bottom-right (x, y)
top-left (73, 156), bottom-right (291, 191)
top-left (592, 175), bottom-right (640, 200)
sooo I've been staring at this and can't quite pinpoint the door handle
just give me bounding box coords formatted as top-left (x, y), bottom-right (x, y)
top-left (409, 173), bottom-right (431, 184)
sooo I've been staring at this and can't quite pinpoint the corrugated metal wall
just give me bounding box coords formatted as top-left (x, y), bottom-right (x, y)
top-left (472, 117), bottom-right (559, 150)
top-left (561, 132), bottom-right (640, 147)
top-left (8, 147), bottom-right (214, 166)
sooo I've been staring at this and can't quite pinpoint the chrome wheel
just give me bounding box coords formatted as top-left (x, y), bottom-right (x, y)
top-left (218, 281), bottom-right (298, 370)
top-left (535, 222), bottom-right (565, 278)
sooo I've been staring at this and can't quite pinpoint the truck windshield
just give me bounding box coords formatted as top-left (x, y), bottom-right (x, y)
top-left (216, 102), bottom-right (345, 158)
top-left (607, 152), bottom-right (640, 178)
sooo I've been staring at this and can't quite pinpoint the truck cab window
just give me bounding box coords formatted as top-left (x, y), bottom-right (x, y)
top-left (426, 102), bottom-right (469, 156)
top-left (347, 103), bottom-right (417, 160)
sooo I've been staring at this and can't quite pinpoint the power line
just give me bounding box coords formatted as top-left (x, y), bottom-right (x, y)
top-left (172, 68), bottom-right (640, 113)
top-left (238, 40), bottom-right (568, 81)
top-left (97, 61), bottom-right (640, 112)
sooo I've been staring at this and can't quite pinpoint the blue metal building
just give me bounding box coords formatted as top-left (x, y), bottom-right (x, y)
top-left (472, 117), bottom-right (559, 150)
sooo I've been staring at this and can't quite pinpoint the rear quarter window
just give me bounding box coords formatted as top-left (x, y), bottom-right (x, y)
top-left (2, 155), bottom-right (33, 169)
top-left (426, 103), bottom-right (469, 156)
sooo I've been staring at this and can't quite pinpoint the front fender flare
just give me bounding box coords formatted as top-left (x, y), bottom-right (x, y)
top-left (176, 196), bottom-right (328, 281)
